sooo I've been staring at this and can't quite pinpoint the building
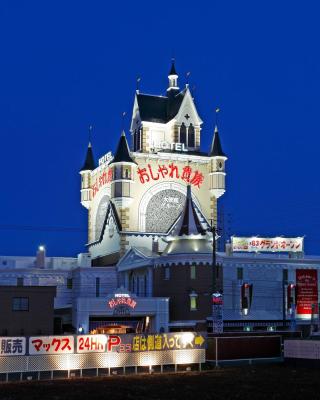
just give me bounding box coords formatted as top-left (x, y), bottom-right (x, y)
top-left (0, 286), bottom-right (56, 336)
top-left (0, 61), bottom-right (319, 335)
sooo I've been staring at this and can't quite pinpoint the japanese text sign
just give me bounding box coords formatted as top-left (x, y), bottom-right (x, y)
top-left (29, 336), bottom-right (74, 355)
top-left (0, 337), bottom-right (26, 356)
top-left (232, 236), bottom-right (304, 253)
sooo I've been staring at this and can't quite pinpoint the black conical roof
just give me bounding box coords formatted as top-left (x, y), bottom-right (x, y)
top-left (169, 59), bottom-right (177, 76)
top-left (209, 126), bottom-right (226, 157)
top-left (109, 131), bottom-right (136, 165)
top-left (177, 186), bottom-right (206, 236)
top-left (80, 142), bottom-right (96, 171)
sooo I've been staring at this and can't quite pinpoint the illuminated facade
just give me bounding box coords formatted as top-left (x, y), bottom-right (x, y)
top-left (80, 60), bottom-right (226, 266)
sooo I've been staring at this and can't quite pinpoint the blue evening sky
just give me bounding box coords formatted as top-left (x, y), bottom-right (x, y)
top-left (0, 0), bottom-right (319, 256)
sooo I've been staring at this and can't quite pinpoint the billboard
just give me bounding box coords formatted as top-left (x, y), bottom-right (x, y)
top-left (296, 269), bottom-right (318, 317)
top-left (29, 336), bottom-right (74, 355)
top-left (231, 236), bottom-right (304, 253)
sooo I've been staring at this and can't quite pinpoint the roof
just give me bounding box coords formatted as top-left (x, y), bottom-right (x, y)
top-left (80, 143), bottom-right (96, 171)
top-left (136, 90), bottom-right (186, 123)
top-left (177, 186), bottom-right (207, 236)
top-left (88, 200), bottom-right (122, 246)
top-left (109, 131), bottom-right (136, 165)
top-left (209, 126), bottom-right (226, 157)
top-left (169, 59), bottom-right (178, 76)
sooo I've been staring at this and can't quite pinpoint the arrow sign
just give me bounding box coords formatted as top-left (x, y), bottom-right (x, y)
top-left (194, 335), bottom-right (205, 346)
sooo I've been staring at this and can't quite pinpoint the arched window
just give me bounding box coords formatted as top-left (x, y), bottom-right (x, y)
top-left (180, 123), bottom-right (187, 145)
top-left (188, 123), bottom-right (195, 148)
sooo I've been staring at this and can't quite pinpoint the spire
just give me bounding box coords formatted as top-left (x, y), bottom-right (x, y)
top-left (169, 58), bottom-right (177, 76)
top-left (167, 59), bottom-right (179, 92)
top-left (177, 186), bottom-right (206, 236)
top-left (109, 130), bottom-right (137, 165)
top-left (80, 142), bottom-right (96, 172)
top-left (209, 125), bottom-right (226, 157)
top-left (161, 186), bottom-right (211, 256)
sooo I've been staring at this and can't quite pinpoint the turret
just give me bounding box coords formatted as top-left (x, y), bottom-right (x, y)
top-left (109, 131), bottom-right (137, 209)
top-left (208, 125), bottom-right (227, 199)
top-left (80, 142), bottom-right (95, 209)
top-left (167, 59), bottom-right (179, 93)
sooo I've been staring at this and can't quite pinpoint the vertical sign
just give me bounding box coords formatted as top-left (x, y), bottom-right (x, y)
top-left (296, 269), bottom-right (318, 318)
top-left (212, 293), bottom-right (223, 334)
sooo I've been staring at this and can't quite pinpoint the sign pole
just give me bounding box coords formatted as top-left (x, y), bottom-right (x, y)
top-left (211, 219), bottom-right (224, 334)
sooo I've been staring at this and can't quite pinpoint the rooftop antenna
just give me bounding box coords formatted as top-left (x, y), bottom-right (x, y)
top-left (88, 125), bottom-right (93, 145)
top-left (136, 76), bottom-right (141, 92)
top-left (122, 111), bottom-right (127, 131)
top-left (186, 71), bottom-right (191, 87)
top-left (215, 107), bottom-right (220, 127)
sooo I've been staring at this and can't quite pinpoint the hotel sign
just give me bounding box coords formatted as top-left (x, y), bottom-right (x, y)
top-left (108, 293), bottom-right (137, 310)
top-left (231, 236), bottom-right (304, 253)
top-left (296, 269), bottom-right (318, 317)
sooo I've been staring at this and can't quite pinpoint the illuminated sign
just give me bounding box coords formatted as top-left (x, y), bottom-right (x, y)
top-left (98, 152), bottom-right (113, 166)
top-left (231, 236), bottom-right (304, 253)
top-left (296, 269), bottom-right (318, 317)
top-left (29, 336), bottom-right (74, 355)
top-left (91, 167), bottom-right (113, 198)
top-left (153, 141), bottom-right (188, 152)
top-left (137, 163), bottom-right (204, 188)
top-left (108, 296), bottom-right (137, 310)
top-left (0, 337), bottom-right (26, 356)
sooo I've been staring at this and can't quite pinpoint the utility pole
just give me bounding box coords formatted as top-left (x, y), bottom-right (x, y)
top-left (211, 219), bottom-right (217, 293)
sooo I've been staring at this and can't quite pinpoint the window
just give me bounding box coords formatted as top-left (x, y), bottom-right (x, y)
top-left (283, 269), bottom-right (288, 283)
top-left (190, 265), bottom-right (196, 280)
top-left (237, 267), bottom-right (243, 280)
top-left (96, 277), bottom-right (100, 297)
top-left (67, 278), bottom-right (73, 289)
top-left (164, 267), bottom-right (170, 280)
top-left (114, 182), bottom-right (123, 197)
top-left (114, 166), bottom-right (121, 180)
top-left (123, 167), bottom-right (131, 179)
top-left (17, 277), bottom-right (24, 286)
top-left (180, 123), bottom-right (187, 145)
top-left (190, 292), bottom-right (198, 311)
top-left (188, 124), bottom-right (195, 148)
top-left (12, 297), bottom-right (29, 311)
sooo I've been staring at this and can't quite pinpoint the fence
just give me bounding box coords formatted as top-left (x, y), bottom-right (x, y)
top-left (0, 332), bottom-right (206, 379)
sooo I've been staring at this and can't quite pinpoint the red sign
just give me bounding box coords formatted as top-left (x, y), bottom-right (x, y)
top-left (296, 269), bottom-right (318, 315)
top-left (137, 163), bottom-right (204, 188)
top-left (108, 296), bottom-right (137, 309)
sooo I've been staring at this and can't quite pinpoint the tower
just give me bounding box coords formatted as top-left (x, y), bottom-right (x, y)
top-left (80, 142), bottom-right (95, 209)
top-left (208, 125), bottom-right (227, 226)
top-left (167, 59), bottom-right (179, 93)
top-left (109, 131), bottom-right (137, 255)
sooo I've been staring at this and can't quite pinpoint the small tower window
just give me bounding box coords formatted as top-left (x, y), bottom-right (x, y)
top-left (188, 124), bottom-right (195, 148)
top-left (180, 123), bottom-right (187, 146)
top-left (190, 291), bottom-right (198, 311)
top-left (190, 265), bottom-right (196, 280)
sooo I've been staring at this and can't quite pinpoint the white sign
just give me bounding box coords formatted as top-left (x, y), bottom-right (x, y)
top-left (231, 236), bottom-right (304, 253)
top-left (29, 336), bottom-right (74, 355)
top-left (99, 152), bottom-right (113, 166)
top-left (153, 141), bottom-right (188, 152)
top-left (0, 337), bottom-right (26, 356)
top-left (77, 335), bottom-right (107, 353)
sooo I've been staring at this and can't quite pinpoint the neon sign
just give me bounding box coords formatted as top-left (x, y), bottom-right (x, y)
top-left (108, 296), bottom-right (137, 309)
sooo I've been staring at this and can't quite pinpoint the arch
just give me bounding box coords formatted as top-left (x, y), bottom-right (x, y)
top-left (138, 182), bottom-right (201, 232)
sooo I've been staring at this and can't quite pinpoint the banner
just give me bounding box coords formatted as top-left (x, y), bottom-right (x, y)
top-left (76, 333), bottom-right (205, 354)
top-left (232, 236), bottom-right (303, 253)
top-left (0, 337), bottom-right (26, 356)
top-left (29, 336), bottom-right (74, 355)
top-left (296, 269), bottom-right (318, 317)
